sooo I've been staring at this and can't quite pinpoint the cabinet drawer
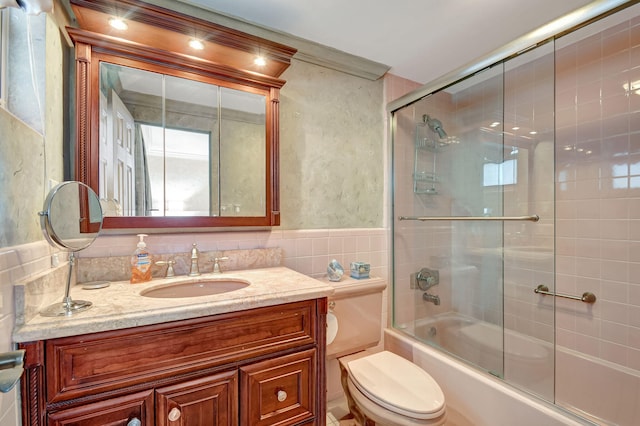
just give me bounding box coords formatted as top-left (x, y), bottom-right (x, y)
top-left (47, 389), bottom-right (153, 426)
top-left (156, 370), bottom-right (238, 426)
top-left (46, 301), bottom-right (316, 402)
top-left (240, 349), bottom-right (316, 426)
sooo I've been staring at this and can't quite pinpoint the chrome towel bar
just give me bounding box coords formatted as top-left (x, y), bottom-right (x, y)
top-left (534, 284), bottom-right (596, 304)
top-left (398, 214), bottom-right (539, 222)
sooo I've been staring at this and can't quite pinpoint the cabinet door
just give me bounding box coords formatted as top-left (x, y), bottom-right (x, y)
top-left (240, 349), bottom-right (316, 426)
top-left (47, 390), bottom-right (153, 426)
top-left (156, 370), bottom-right (238, 426)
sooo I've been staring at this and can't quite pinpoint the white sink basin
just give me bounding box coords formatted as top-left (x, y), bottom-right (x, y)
top-left (141, 279), bottom-right (250, 298)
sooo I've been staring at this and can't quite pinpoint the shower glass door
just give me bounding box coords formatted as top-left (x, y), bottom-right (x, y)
top-left (502, 41), bottom-right (556, 401)
top-left (392, 42), bottom-right (556, 401)
top-left (393, 3), bottom-right (640, 423)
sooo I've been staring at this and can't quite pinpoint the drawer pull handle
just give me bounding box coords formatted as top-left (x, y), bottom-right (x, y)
top-left (168, 407), bottom-right (182, 421)
top-left (277, 390), bottom-right (287, 402)
top-left (127, 419), bottom-right (141, 426)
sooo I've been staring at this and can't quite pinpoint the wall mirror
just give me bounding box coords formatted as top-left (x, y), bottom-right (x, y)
top-left (68, 0), bottom-right (296, 230)
top-left (98, 62), bottom-right (266, 219)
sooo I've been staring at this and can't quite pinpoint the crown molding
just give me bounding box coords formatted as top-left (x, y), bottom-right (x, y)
top-left (150, 0), bottom-right (390, 80)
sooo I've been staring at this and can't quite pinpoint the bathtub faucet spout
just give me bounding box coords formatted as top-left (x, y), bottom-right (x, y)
top-left (423, 292), bottom-right (440, 305)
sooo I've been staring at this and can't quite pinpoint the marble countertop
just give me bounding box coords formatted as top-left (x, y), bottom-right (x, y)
top-left (13, 267), bottom-right (334, 342)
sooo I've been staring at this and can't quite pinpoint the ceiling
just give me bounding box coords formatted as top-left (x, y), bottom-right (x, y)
top-left (178, 0), bottom-right (597, 84)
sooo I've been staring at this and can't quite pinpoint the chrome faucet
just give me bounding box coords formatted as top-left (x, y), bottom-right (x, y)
top-left (189, 243), bottom-right (200, 276)
top-left (423, 292), bottom-right (441, 305)
top-left (416, 267), bottom-right (440, 305)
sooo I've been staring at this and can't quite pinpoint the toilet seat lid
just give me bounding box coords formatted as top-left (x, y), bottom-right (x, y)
top-left (347, 351), bottom-right (445, 419)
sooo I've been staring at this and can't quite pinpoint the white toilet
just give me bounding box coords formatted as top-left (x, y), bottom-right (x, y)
top-left (326, 276), bottom-right (447, 425)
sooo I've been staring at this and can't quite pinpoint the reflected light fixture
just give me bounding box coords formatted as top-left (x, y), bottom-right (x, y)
top-left (254, 55), bottom-right (267, 66)
top-left (623, 80), bottom-right (640, 95)
top-left (189, 39), bottom-right (204, 50)
top-left (108, 17), bottom-right (128, 31)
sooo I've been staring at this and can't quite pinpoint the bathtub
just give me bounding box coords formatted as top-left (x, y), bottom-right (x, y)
top-left (386, 314), bottom-right (640, 425)
top-left (409, 313), bottom-right (554, 399)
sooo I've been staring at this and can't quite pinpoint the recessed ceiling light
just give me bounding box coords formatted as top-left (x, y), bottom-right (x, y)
top-left (108, 17), bottom-right (128, 31)
top-left (254, 56), bottom-right (267, 66)
top-left (189, 39), bottom-right (204, 50)
top-left (490, 121), bottom-right (500, 127)
top-left (529, 131), bottom-right (537, 135)
top-left (512, 126), bottom-right (520, 131)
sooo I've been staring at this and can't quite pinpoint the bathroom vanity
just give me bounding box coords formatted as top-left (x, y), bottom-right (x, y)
top-left (14, 267), bottom-right (332, 426)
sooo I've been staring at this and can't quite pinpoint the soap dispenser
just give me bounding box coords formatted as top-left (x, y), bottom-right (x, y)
top-left (131, 234), bottom-right (152, 283)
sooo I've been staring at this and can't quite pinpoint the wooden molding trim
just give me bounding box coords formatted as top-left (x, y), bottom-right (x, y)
top-left (147, 0), bottom-right (391, 81)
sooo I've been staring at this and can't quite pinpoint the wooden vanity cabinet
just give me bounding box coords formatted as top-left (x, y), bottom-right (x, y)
top-left (19, 299), bottom-right (327, 426)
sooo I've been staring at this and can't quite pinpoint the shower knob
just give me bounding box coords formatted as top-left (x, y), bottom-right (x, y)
top-left (416, 267), bottom-right (439, 291)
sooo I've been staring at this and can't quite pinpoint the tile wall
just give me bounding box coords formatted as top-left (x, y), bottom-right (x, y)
top-left (554, 9), bottom-right (640, 371)
top-left (390, 6), bottom-right (640, 377)
top-left (0, 240), bottom-right (60, 426)
top-left (80, 228), bottom-right (389, 282)
top-left (390, 80), bottom-right (456, 329)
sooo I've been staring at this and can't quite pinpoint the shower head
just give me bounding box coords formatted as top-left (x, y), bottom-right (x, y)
top-left (423, 114), bottom-right (448, 139)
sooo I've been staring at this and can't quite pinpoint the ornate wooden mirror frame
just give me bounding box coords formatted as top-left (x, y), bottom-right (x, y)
top-left (68, 0), bottom-right (296, 229)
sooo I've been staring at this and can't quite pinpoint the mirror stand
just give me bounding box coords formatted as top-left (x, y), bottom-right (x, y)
top-left (40, 253), bottom-right (93, 317)
top-left (38, 181), bottom-right (103, 317)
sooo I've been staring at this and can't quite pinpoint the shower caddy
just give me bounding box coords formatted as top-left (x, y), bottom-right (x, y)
top-left (413, 115), bottom-right (441, 194)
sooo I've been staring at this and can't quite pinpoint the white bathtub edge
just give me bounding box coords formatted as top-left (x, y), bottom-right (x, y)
top-left (385, 328), bottom-right (596, 426)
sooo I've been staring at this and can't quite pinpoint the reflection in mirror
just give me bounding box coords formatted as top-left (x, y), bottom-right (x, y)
top-left (142, 124), bottom-right (212, 216)
top-left (220, 87), bottom-right (266, 217)
top-left (98, 62), bottom-right (266, 219)
top-left (40, 181), bottom-right (103, 252)
top-left (39, 181), bottom-right (103, 317)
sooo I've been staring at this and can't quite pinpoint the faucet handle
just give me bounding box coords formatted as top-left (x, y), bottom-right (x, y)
top-left (211, 256), bottom-right (229, 273)
top-left (155, 260), bottom-right (176, 277)
top-left (416, 267), bottom-right (439, 291)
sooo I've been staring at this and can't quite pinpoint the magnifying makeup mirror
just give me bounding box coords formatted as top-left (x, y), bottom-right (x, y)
top-left (38, 181), bottom-right (103, 316)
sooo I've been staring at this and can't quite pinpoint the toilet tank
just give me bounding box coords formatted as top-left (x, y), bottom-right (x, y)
top-left (325, 276), bottom-right (387, 359)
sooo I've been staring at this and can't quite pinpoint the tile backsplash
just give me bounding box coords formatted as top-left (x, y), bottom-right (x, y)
top-left (80, 228), bottom-right (389, 281)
